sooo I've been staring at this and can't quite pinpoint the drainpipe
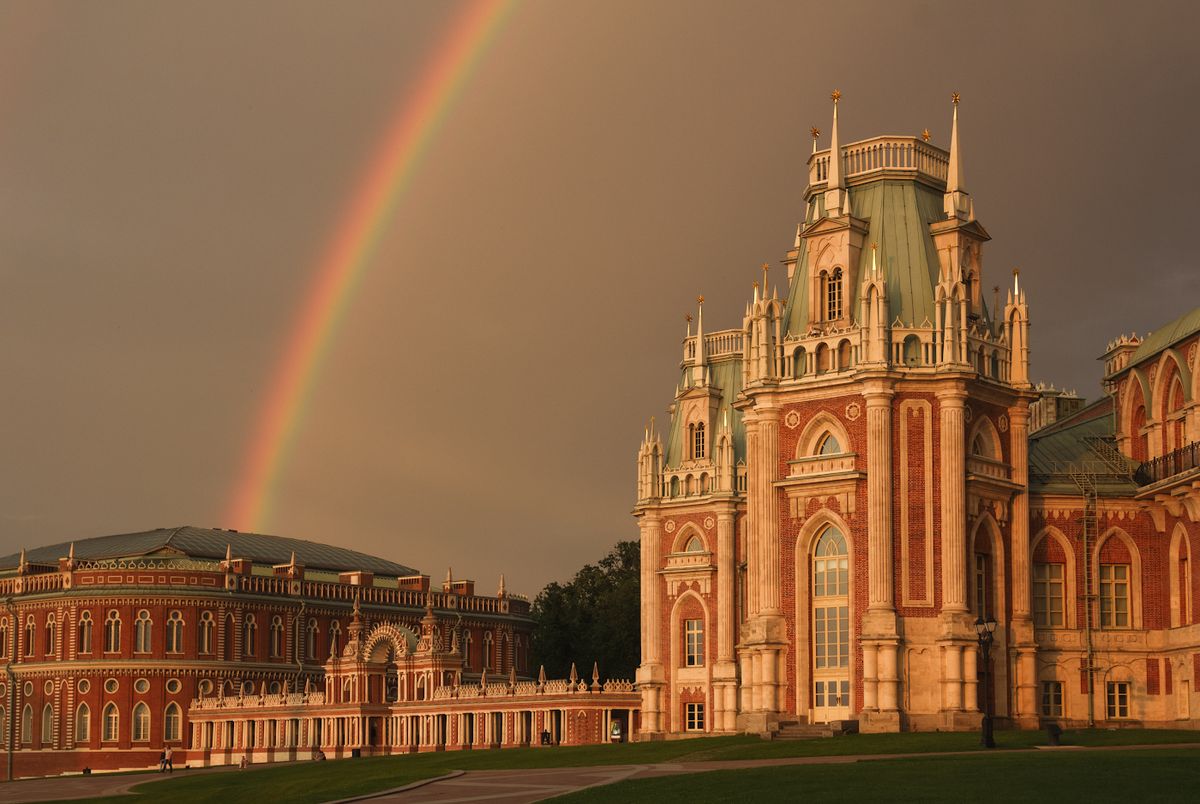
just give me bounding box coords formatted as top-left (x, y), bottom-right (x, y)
top-left (5, 597), bottom-right (16, 783)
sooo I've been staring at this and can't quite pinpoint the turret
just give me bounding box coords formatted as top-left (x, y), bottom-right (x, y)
top-left (859, 243), bottom-right (890, 365)
top-left (1005, 269), bottom-right (1031, 386)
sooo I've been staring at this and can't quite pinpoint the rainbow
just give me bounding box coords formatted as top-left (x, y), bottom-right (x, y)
top-left (225, 0), bottom-right (516, 531)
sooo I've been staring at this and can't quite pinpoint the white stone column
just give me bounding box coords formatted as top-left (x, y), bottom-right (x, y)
top-left (939, 391), bottom-right (968, 611)
top-left (637, 513), bottom-right (665, 733)
top-left (864, 384), bottom-right (895, 611)
top-left (944, 645), bottom-right (963, 711)
top-left (1008, 403), bottom-right (1038, 724)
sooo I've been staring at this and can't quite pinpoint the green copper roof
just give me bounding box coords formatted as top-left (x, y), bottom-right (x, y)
top-left (784, 179), bottom-right (993, 337)
top-left (1028, 398), bottom-right (1137, 497)
top-left (0, 526), bottom-right (419, 576)
top-left (664, 359), bottom-right (745, 468)
top-left (1129, 305), bottom-right (1200, 367)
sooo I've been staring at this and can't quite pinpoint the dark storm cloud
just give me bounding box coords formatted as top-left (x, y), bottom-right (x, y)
top-left (0, 0), bottom-right (1196, 595)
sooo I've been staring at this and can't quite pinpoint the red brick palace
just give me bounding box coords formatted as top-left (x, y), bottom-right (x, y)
top-left (0, 526), bottom-right (635, 779)
top-left (634, 94), bottom-right (1200, 736)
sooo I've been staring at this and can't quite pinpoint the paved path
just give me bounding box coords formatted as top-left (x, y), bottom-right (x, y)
top-left (0, 764), bottom-right (237, 803)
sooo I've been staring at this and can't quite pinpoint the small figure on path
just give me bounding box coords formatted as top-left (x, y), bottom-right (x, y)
top-left (165, 745), bottom-right (174, 773)
top-left (158, 750), bottom-right (166, 773)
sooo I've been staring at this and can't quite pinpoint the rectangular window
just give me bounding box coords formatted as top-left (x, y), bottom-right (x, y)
top-left (1040, 680), bottom-right (1063, 717)
top-left (1106, 681), bottom-right (1129, 718)
top-left (813, 606), bottom-right (850, 669)
top-left (1099, 564), bottom-right (1130, 628)
top-left (685, 619), bottom-right (704, 667)
top-left (1033, 563), bottom-right (1065, 627)
top-left (685, 702), bottom-right (705, 732)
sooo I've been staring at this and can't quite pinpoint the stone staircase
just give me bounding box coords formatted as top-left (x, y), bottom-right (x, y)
top-left (769, 719), bottom-right (859, 740)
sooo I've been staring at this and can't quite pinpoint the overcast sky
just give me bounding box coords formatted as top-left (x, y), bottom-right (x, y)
top-left (0, 0), bottom-right (1197, 596)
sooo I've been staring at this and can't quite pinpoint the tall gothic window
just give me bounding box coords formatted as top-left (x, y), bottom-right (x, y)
top-left (102, 703), bottom-right (119, 742)
top-left (24, 616), bottom-right (35, 656)
top-left (692, 422), bottom-right (705, 460)
top-left (823, 268), bottom-right (843, 321)
top-left (329, 621), bottom-right (341, 657)
top-left (270, 615), bottom-right (284, 658)
top-left (243, 614), bottom-right (257, 657)
top-left (21, 704), bottom-right (32, 744)
top-left (484, 631), bottom-right (494, 671)
top-left (198, 611), bottom-right (214, 655)
top-left (41, 704), bottom-right (53, 745)
top-left (163, 703), bottom-right (181, 742)
top-left (132, 702), bottom-right (150, 742)
top-left (306, 618), bottom-right (318, 661)
top-left (974, 554), bottom-right (991, 619)
top-left (166, 611), bottom-right (184, 654)
top-left (75, 703), bottom-right (90, 743)
top-left (45, 613), bottom-right (56, 655)
top-left (812, 526), bottom-right (850, 717)
top-left (134, 610), bottom-right (152, 653)
top-left (104, 610), bottom-right (121, 653)
top-left (0, 617), bottom-right (7, 657)
top-left (78, 611), bottom-right (93, 654)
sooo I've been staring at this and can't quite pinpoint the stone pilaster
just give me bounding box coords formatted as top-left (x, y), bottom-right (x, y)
top-left (1008, 402), bottom-right (1038, 726)
top-left (939, 389), bottom-right (968, 614)
top-left (635, 513), bottom-right (665, 734)
top-left (713, 507), bottom-right (738, 732)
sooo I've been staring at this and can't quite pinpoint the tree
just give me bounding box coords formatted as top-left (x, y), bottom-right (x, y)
top-left (530, 541), bottom-right (639, 680)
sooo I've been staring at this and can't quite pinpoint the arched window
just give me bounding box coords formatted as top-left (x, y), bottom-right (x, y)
top-left (971, 432), bottom-right (992, 459)
top-left (198, 611), bottom-right (214, 655)
top-left (306, 619), bottom-right (318, 660)
top-left (825, 267), bottom-right (843, 321)
top-left (78, 611), bottom-right (93, 654)
top-left (131, 702), bottom-right (150, 742)
top-left (102, 703), bottom-right (119, 742)
top-left (21, 704), bottom-right (32, 744)
top-left (816, 342), bottom-right (831, 374)
top-left (817, 433), bottom-right (842, 456)
top-left (270, 615), bottom-right (284, 658)
top-left (163, 702), bottom-right (181, 742)
top-left (24, 616), bottom-right (35, 656)
top-left (793, 347), bottom-right (807, 378)
top-left (812, 526), bottom-right (850, 721)
top-left (45, 613), bottom-right (56, 655)
top-left (837, 339), bottom-right (852, 371)
top-left (683, 535), bottom-right (704, 553)
top-left (902, 334), bottom-right (922, 367)
top-left (464, 630), bottom-right (474, 669)
top-left (104, 610), bottom-right (121, 653)
top-left (75, 703), bottom-right (90, 743)
top-left (483, 631), bottom-right (494, 671)
top-left (166, 611), bottom-right (184, 654)
top-left (329, 621), bottom-right (342, 657)
top-left (243, 614), bottom-right (257, 657)
top-left (223, 613), bottom-right (234, 660)
top-left (134, 610), bottom-right (152, 653)
top-left (0, 617), bottom-right (7, 657)
top-left (692, 422), bottom-right (706, 460)
top-left (41, 703), bottom-right (53, 745)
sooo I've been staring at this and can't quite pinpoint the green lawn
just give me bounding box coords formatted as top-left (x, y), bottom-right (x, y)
top-left (553, 747), bottom-right (1200, 803)
top-left (58, 729), bottom-right (1200, 804)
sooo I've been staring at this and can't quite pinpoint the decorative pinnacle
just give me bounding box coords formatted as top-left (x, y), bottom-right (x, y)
top-left (752, 280), bottom-right (760, 290)
top-left (831, 89), bottom-right (841, 103)
top-left (810, 127), bottom-right (820, 139)
top-left (952, 92), bottom-right (960, 105)
top-left (697, 295), bottom-right (704, 305)
top-left (685, 313), bottom-right (693, 323)
top-left (921, 128), bottom-right (931, 142)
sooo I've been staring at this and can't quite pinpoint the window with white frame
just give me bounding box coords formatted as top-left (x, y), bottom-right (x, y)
top-left (102, 703), bottom-right (118, 742)
top-left (1033, 563), bottom-right (1064, 627)
top-left (24, 616), bottom-right (35, 656)
top-left (132, 702), bottom-right (150, 742)
top-left (75, 703), bottom-right (90, 742)
top-left (1040, 680), bottom-right (1063, 717)
top-left (104, 610), bottom-right (120, 653)
top-left (78, 611), bottom-right (93, 654)
top-left (484, 632), bottom-right (494, 670)
top-left (45, 613), bottom-right (56, 655)
top-left (198, 611), bottom-right (214, 654)
top-left (164, 703), bottom-right (181, 742)
top-left (1106, 681), bottom-right (1129, 718)
top-left (166, 611), bottom-right (184, 654)
top-left (270, 615), bottom-right (284, 658)
top-left (685, 702), bottom-right (705, 732)
top-left (329, 621), bottom-right (341, 657)
top-left (974, 554), bottom-right (990, 619)
top-left (685, 618), bottom-right (704, 667)
top-left (134, 610), bottom-right (152, 653)
top-left (1099, 564), bottom-right (1130, 628)
top-left (41, 704), bottom-right (53, 745)
top-left (244, 613), bottom-right (257, 657)
top-left (306, 618), bottom-right (318, 660)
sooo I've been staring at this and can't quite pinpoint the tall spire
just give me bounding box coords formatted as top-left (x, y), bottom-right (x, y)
top-left (694, 295), bottom-right (705, 368)
top-left (823, 90), bottom-right (850, 216)
top-left (943, 92), bottom-right (971, 220)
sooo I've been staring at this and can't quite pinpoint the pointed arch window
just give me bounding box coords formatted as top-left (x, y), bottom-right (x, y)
top-left (243, 614), bottom-right (257, 657)
top-left (75, 703), bottom-right (90, 743)
top-left (483, 631), bottom-right (494, 671)
top-left (134, 610), bottom-right (152, 653)
top-left (329, 621), bottom-right (341, 657)
top-left (78, 610), bottom-right (93, 654)
top-left (132, 701), bottom-right (150, 742)
top-left (683, 535), bottom-right (704, 553)
top-left (306, 618), bottom-right (318, 660)
top-left (198, 611), bottom-right (214, 655)
top-left (0, 617), bottom-right (7, 657)
top-left (163, 703), bottom-right (181, 742)
top-left (166, 611), bottom-right (184, 654)
top-left (45, 612), bottom-right (56, 655)
top-left (692, 422), bottom-right (706, 460)
top-left (823, 267), bottom-right (843, 321)
top-left (24, 616), bottom-right (35, 656)
top-left (270, 615), bottom-right (284, 658)
top-left (464, 630), bottom-right (474, 669)
top-left (812, 525), bottom-right (850, 717)
top-left (41, 703), bottom-right (53, 745)
top-left (104, 610), bottom-right (121, 653)
top-left (102, 703), bottom-right (119, 742)
top-left (21, 704), bottom-right (32, 744)
top-left (817, 433), bottom-right (842, 456)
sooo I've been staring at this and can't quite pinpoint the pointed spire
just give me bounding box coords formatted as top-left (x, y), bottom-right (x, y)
top-left (68, 542), bottom-right (75, 560)
top-left (947, 92), bottom-right (964, 194)
top-left (761, 263), bottom-right (770, 297)
top-left (569, 662), bottom-right (578, 684)
top-left (827, 90), bottom-right (843, 189)
top-left (871, 242), bottom-right (878, 275)
top-left (1013, 268), bottom-right (1021, 299)
top-left (225, 543), bottom-right (232, 562)
top-left (352, 590), bottom-right (361, 621)
top-left (288, 551), bottom-right (296, 568)
top-left (694, 295), bottom-right (705, 370)
top-left (17, 547), bottom-right (26, 574)
top-left (480, 666), bottom-right (488, 688)
top-left (497, 574), bottom-right (506, 598)
top-left (509, 664), bottom-right (517, 686)
top-left (592, 661), bottom-right (600, 685)
top-left (538, 664), bottom-right (547, 685)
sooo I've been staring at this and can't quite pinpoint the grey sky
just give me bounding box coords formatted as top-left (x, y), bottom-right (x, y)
top-left (1, 0), bottom-right (1197, 596)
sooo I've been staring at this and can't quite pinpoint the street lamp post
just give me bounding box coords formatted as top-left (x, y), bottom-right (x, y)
top-left (975, 616), bottom-right (997, 749)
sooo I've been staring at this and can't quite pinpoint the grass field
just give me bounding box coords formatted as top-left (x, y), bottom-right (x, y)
top-left (553, 747), bottom-right (1200, 803)
top-left (50, 729), bottom-right (1200, 803)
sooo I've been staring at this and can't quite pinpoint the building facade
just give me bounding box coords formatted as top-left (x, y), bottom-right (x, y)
top-left (634, 93), bottom-right (1200, 736)
top-left (0, 526), bottom-right (549, 778)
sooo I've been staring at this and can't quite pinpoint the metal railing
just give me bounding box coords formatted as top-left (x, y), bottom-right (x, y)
top-left (1134, 440), bottom-right (1200, 487)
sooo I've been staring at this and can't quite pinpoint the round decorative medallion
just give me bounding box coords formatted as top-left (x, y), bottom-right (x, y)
top-left (784, 410), bottom-right (801, 429)
top-left (998, 414), bottom-right (1009, 433)
top-left (845, 402), bottom-right (862, 422)
top-left (665, 520), bottom-right (676, 533)
top-left (703, 517), bottom-right (715, 530)
top-left (963, 405), bottom-right (974, 423)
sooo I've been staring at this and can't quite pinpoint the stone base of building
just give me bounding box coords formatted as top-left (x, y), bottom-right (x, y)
top-left (859, 709), bottom-right (902, 733)
top-left (736, 710), bottom-right (784, 734)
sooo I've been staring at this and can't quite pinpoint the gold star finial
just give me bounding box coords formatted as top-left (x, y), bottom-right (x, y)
top-left (810, 127), bottom-right (820, 139)
top-left (831, 89), bottom-right (841, 103)
top-left (871, 242), bottom-right (877, 251)
top-left (761, 262), bottom-right (770, 272)
top-left (685, 313), bottom-right (693, 323)
top-left (697, 295), bottom-right (704, 305)
top-left (753, 281), bottom-right (760, 290)
top-left (951, 92), bottom-right (960, 106)
top-left (921, 128), bottom-right (931, 142)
